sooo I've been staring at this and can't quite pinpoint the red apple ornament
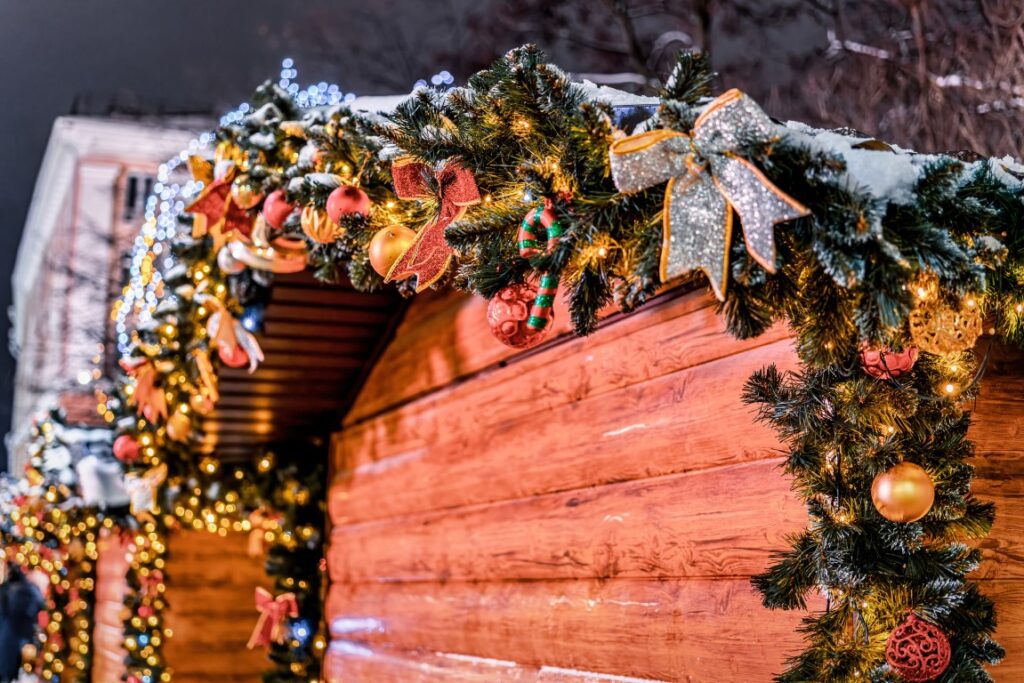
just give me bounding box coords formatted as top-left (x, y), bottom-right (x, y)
top-left (262, 189), bottom-right (295, 230)
top-left (218, 344), bottom-right (249, 369)
top-left (326, 185), bottom-right (371, 223)
top-left (113, 435), bottom-right (140, 464)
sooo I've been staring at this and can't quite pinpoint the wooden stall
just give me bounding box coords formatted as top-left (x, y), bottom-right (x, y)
top-left (92, 530), bottom-right (270, 683)
top-left (324, 286), bottom-right (1024, 682)
top-left (162, 532), bottom-right (271, 683)
top-left (86, 270), bottom-right (403, 681)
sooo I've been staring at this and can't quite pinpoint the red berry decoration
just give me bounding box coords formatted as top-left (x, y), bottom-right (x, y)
top-left (113, 435), bottom-right (140, 464)
top-left (218, 343), bottom-right (250, 369)
top-left (860, 344), bottom-right (919, 380)
top-left (326, 185), bottom-right (371, 223)
top-left (487, 282), bottom-right (553, 349)
top-left (262, 189), bottom-right (295, 230)
top-left (885, 614), bottom-right (951, 682)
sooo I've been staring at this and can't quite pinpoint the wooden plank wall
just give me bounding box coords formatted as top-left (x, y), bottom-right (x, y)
top-left (325, 288), bottom-right (1024, 682)
top-left (162, 530), bottom-right (272, 683)
top-left (91, 530), bottom-right (271, 682)
top-left (94, 530), bottom-right (129, 683)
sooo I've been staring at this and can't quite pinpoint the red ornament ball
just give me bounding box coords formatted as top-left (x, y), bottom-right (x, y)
top-left (885, 614), bottom-right (951, 682)
top-left (262, 189), bottom-right (295, 231)
top-left (113, 435), bottom-right (140, 464)
top-left (487, 282), bottom-right (551, 349)
top-left (218, 343), bottom-right (249, 369)
top-left (326, 185), bottom-right (371, 223)
top-left (860, 344), bottom-right (919, 379)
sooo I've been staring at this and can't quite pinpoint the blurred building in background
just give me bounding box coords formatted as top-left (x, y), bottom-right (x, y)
top-left (8, 116), bottom-right (201, 472)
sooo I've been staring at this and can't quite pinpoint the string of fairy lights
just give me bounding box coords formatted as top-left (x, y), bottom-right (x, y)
top-left (110, 59), bottom-right (455, 359)
top-left (74, 59), bottom-right (452, 683)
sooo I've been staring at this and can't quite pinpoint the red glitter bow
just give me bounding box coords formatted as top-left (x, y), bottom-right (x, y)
top-left (387, 157), bottom-right (480, 291)
top-left (185, 165), bottom-right (253, 251)
top-left (247, 587), bottom-right (298, 649)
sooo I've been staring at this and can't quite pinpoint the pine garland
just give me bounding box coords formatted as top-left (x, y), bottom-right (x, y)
top-left (4, 44), bottom-right (1021, 683)
top-left (207, 47), bottom-right (1021, 682)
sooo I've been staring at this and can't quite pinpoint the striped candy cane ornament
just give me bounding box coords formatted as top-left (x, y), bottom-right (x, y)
top-left (517, 204), bottom-right (564, 331)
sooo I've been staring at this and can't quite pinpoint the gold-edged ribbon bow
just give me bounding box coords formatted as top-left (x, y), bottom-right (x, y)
top-left (247, 587), bottom-right (298, 649)
top-left (609, 88), bottom-right (809, 301)
top-left (386, 157), bottom-right (480, 291)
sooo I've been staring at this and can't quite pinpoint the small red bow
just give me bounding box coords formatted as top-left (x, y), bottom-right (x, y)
top-left (247, 587), bottom-right (298, 649)
top-left (139, 569), bottom-right (164, 598)
top-left (387, 157), bottom-right (480, 291)
top-left (185, 165), bottom-right (253, 251)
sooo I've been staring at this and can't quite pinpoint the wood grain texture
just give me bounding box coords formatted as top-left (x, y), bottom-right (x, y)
top-left (325, 642), bottom-right (671, 682)
top-left (324, 578), bottom-right (1021, 683)
top-left (327, 283), bottom-right (1024, 682)
top-left (93, 531), bottom-right (128, 683)
top-left (970, 346), bottom-right (1024, 584)
top-left (329, 458), bottom-right (803, 583)
top-left (331, 288), bottom-right (794, 527)
top-left (344, 289), bottom-right (585, 424)
top-left (326, 578), bottom-right (818, 682)
top-left (330, 338), bottom-right (796, 526)
top-left (340, 289), bottom-right (782, 440)
top-left (162, 531), bottom-right (271, 683)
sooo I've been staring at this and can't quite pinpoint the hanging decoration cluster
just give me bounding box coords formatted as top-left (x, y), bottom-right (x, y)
top-left (0, 413), bottom-right (126, 683)
top-left (100, 207), bottom-right (328, 683)
top-left (2, 45), bottom-right (1023, 683)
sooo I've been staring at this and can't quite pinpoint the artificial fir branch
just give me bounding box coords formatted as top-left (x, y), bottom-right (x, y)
top-left (745, 352), bottom-right (1003, 682)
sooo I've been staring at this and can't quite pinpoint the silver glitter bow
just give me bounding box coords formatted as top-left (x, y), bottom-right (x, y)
top-left (609, 89), bottom-right (809, 300)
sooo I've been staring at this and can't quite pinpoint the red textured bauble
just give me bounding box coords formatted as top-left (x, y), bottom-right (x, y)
top-left (218, 343), bottom-right (249, 369)
top-left (885, 614), bottom-right (951, 682)
top-left (262, 189), bottom-right (295, 230)
top-left (487, 282), bottom-right (552, 349)
top-left (326, 185), bottom-right (371, 222)
top-left (113, 435), bottom-right (140, 464)
top-left (860, 344), bottom-right (919, 380)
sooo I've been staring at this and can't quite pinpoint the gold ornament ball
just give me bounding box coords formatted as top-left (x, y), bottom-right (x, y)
top-left (231, 177), bottom-right (264, 210)
top-left (871, 462), bottom-right (935, 522)
top-left (909, 295), bottom-right (983, 355)
top-left (368, 225), bottom-right (416, 278)
top-left (165, 413), bottom-right (192, 443)
top-left (300, 204), bottom-right (338, 244)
